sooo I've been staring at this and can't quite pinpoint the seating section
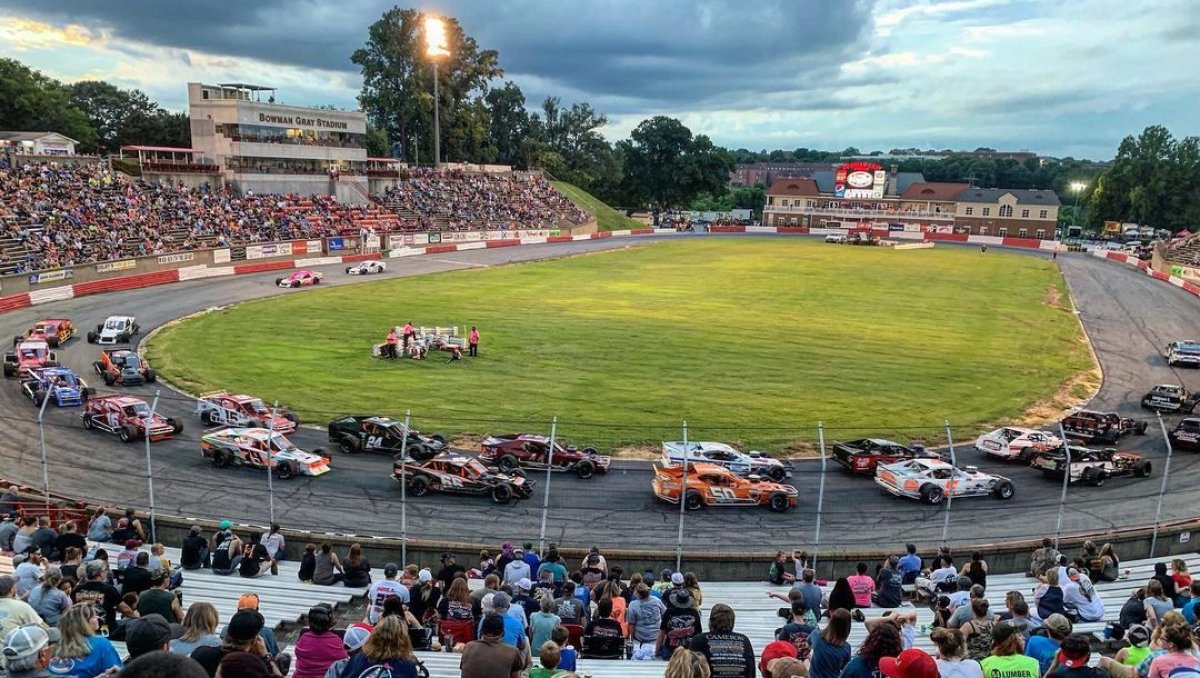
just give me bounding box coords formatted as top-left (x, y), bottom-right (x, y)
top-left (1165, 235), bottom-right (1200, 266)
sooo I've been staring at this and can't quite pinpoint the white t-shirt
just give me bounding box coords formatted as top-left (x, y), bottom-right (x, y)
top-left (947, 590), bottom-right (971, 610)
top-left (937, 658), bottom-right (984, 678)
top-left (13, 562), bottom-right (41, 597)
top-left (261, 532), bottom-right (285, 559)
top-left (366, 579), bottom-right (410, 624)
top-left (930, 566), bottom-right (957, 585)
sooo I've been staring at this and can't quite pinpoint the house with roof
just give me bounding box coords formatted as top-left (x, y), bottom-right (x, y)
top-left (0, 131), bottom-right (78, 156)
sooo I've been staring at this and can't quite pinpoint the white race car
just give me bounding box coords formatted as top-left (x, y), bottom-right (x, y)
top-left (200, 427), bottom-right (331, 479)
top-left (661, 441), bottom-right (791, 481)
top-left (346, 260), bottom-right (387, 275)
top-left (875, 458), bottom-right (1015, 505)
top-left (1166, 341), bottom-right (1200, 367)
top-left (86, 316), bottom-right (140, 345)
top-left (974, 427), bottom-right (1061, 461)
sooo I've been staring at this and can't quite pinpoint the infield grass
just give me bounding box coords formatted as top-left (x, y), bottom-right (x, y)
top-left (145, 239), bottom-right (1094, 453)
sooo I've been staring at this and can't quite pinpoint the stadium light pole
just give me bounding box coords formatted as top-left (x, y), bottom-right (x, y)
top-left (813, 422), bottom-right (828, 572)
top-left (36, 386), bottom-right (52, 507)
top-left (537, 416), bottom-right (557, 555)
top-left (399, 409), bottom-right (411, 566)
top-left (145, 390), bottom-right (161, 543)
top-left (424, 15), bottom-right (450, 166)
top-left (940, 421), bottom-right (956, 545)
top-left (1069, 181), bottom-right (1086, 233)
top-left (1150, 412), bottom-right (1173, 557)
top-left (266, 402), bottom-right (278, 526)
top-left (675, 421), bottom-right (688, 572)
top-left (1054, 422), bottom-right (1071, 550)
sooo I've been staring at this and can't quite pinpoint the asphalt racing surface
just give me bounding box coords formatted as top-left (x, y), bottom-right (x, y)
top-left (1, 235), bottom-right (1197, 553)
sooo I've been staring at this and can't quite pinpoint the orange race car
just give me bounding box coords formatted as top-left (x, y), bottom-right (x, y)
top-left (15, 318), bottom-right (76, 348)
top-left (652, 462), bottom-right (798, 512)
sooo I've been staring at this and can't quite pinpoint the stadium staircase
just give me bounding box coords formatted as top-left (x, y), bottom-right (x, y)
top-left (1166, 236), bottom-right (1200, 266)
top-left (4, 541), bottom-right (1194, 676)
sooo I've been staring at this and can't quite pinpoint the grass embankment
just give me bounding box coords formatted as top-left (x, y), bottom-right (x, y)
top-left (551, 180), bottom-right (642, 232)
top-left (145, 240), bottom-right (1094, 453)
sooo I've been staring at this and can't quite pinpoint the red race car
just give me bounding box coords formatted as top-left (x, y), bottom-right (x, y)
top-left (16, 318), bottom-right (76, 348)
top-left (3, 340), bottom-right (58, 379)
top-left (479, 433), bottom-right (611, 479)
top-left (833, 438), bottom-right (939, 475)
top-left (82, 394), bottom-right (183, 442)
top-left (195, 390), bottom-right (298, 433)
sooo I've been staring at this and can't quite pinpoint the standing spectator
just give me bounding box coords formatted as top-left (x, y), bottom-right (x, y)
top-left (28, 568), bottom-right (70, 626)
top-left (980, 622), bottom-right (1039, 678)
top-left (85, 510), bottom-right (111, 544)
top-left (460, 614), bottom-right (524, 678)
top-left (2, 625), bottom-right (60, 677)
top-left (238, 533), bottom-right (272, 579)
top-left (49, 604), bottom-right (122, 675)
top-left (366, 563), bottom-right (409, 625)
top-left (181, 526), bottom-right (209, 571)
top-left (841, 623), bottom-right (903, 678)
top-left (689, 603), bottom-right (755, 678)
top-left (341, 544), bottom-right (371, 588)
top-left (468, 326), bottom-right (480, 357)
top-left (930, 628), bottom-right (982, 678)
top-left (808, 609), bottom-right (852, 678)
top-left (847, 562), bottom-right (876, 608)
top-left (626, 584), bottom-right (666, 650)
top-left (528, 596), bottom-right (561, 656)
top-left (170, 602), bottom-right (221, 656)
top-left (311, 543), bottom-right (343, 586)
top-left (137, 571), bottom-right (183, 623)
top-left (291, 605), bottom-right (346, 678)
top-left (659, 588), bottom-right (702, 660)
top-left (0, 575), bottom-right (45, 637)
top-left (297, 543), bottom-right (316, 583)
top-left (437, 553), bottom-right (466, 589)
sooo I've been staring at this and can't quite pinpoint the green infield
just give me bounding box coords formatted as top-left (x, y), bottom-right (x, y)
top-left (551, 180), bottom-right (643, 232)
top-left (145, 239), bottom-right (1094, 453)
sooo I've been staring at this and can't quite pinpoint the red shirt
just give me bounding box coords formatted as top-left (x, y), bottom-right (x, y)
top-left (387, 330), bottom-right (398, 344)
top-left (403, 324), bottom-right (414, 335)
top-left (846, 574), bottom-right (875, 607)
top-left (469, 330), bottom-right (479, 343)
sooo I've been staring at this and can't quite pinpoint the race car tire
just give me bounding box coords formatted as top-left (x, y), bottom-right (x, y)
top-left (276, 462), bottom-right (297, 480)
top-left (339, 434), bottom-right (361, 453)
top-left (992, 480), bottom-right (1015, 500)
top-left (200, 410), bottom-right (216, 426)
top-left (275, 278), bottom-right (285, 286)
top-left (145, 369), bottom-right (157, 384)
top-left (767, 466), bottom-right (786, 482)
top-left (1, 365), bottom-right (12, 379)
top-left (82, 414), bottom-right (95, 430)
top-left (47, 336), bottom-right (59, 349)
top-left (87, 331), bottom-right (98, 344)
top-left (103, 372), bottom-right (114, 386)
top-left (1136, 461), bottom-right (1152, 478)
top-left (431, 432), bottom-right (447, 446)
top-left (313, 277), bottom-right (320, 284)
top-left (509, 468), bottom-right (528, 480)
top-left (284, 412), bottom-right (299, 424)
top-left (119, 425), bottom-right (137, 443)
top-left (1134, 420), bottom-right (1149, 435)
top-left (409, 443), bottom-right (437, 462)
top-left (582, 446), bottom-right (599, 455)
top-left (345, 267), bottom-right (353, 274)
top-left (1082, 467), bottom-right (1104, 486)
top-left (211, 450), bottom-right (231, 468)
top-left (768, 492), bottom-right (791, 512)
top-left (920, 484), bottom-right (945, 505)
top-left (167, 418), bottom-right (183, 435)
top-left (82, 387), bottom-right (95, 399)
top-left (575, 460), bottom-right (596, 479)
top-left (32, 390), bottom-right (44, 407)
top-left (684, 490), bottom-right (704, 511)
top-left (492, 484), bottom-right (514, 505)
top-left (408, 476), bottom-right (430, 497)
top-left (497, 455), bottom-right (519, 473)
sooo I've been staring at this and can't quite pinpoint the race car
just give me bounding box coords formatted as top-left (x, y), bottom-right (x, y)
top-left (481, 433), bottom-right (611, 479)
top-left (1168, 418), bottom-right (1200, 452)
top-left (327, 415), bottom-right (446, 459)
top-left (1166, 341), bottom-right (1200, 367)
top-left (1061, 410), bottom-right (1148, 444)
top-left (275, 269), bottom-right (323, 288)
top-left (21, 367), bottom-right (93, 407)
top-left (15, 318), bottom-right (75, 348)
top-left (651, 462), bottom-right (797, 512)
top-left (196, 391), bottom-right (298, 433)
top-left (346, 260), bottom-right (386, 275)
top-left (974, 427), bottom-right (1062, 461)
top-left (200, 427), bottom-right (331, 479)
top-left (93, 349), bottom-right (156, 387)
top-left (86, 316), bottom-right (140, 345)
top-left (833, 438), bottom-right (938, 474)
top-left (1029, 445), bottom-right (1151, 485)
top-left (874, 458), bottom-right (1015, 505)
top-left (82, 394), bottom-right (182, 442)
top-left (392, 452), bottom-right (534, 504)
top-left (661, 441), bottom-right (791, 481)
top-left (1140, 384), bottom-right (1199, 414)
top-left (3, 340), bottom-right (57, 379)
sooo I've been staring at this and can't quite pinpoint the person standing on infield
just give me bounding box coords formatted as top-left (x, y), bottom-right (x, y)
top-left (469, 326), bottom-right (480, 357)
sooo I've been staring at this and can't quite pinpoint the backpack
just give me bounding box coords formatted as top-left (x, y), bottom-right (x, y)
top-left (1166, 665), bottom-right (1200, 678)
top-left (338, 653), bottom-right (428, 678)
top-left (964, 620), bottom-right (994, 661)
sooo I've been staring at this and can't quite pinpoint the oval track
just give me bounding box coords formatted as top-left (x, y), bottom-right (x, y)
top-left (1, 236), bottom-right (1197, 552)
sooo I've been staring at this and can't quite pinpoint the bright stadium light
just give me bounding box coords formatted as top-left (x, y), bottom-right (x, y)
top-left (423, 15), bottom-right (449, 166)
top-left (1069, 181), bottom-right (1087, 232)
top-left (1070, 181), bottom-right (1086, 193)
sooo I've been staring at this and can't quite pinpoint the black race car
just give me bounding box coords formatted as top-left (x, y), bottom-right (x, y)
top-left (1029, 445), bottom-right (1151, 486)
top-left (1141, 385), bottom-right (1200, 414)
top-left (392, 452), bottom-right (534, 504)
top-left (832, 438), bottom-right (938, 475)
top-left (1169, 418), bottom-right (1200, 452)
top-left (327, 415), bottom-right (447, 459)
top-left (1060, 410), bottom-right (1148, 444)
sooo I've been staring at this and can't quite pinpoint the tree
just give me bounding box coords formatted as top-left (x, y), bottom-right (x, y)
top-left (619, 116), bottom-right (733, 210)
top-left (485, 81), bottom-right (529, 167)
top-left (0, 59), bottom-right (97, 150)
top-left (1085, 125), bottom-right (1200, 232)
top-left (351, 7), bottom-right (502, 165)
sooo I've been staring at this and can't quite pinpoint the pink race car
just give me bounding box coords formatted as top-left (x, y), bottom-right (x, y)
top-left (275, 269), bottom-right (324, 288)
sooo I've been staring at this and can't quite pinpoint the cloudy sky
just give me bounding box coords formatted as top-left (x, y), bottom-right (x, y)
top-left (2, 0), bottom-right (1196, 159)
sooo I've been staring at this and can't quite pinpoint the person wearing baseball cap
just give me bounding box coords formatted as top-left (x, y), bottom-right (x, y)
top-left (192, 609), bottom-right (291, 677)
top-left (1107, 624), bottom-right (1152, 671)
top-left (2, 624), bottom-right (60, 676)
top-left (1049, 634), bottom-right (1106, 678)
top-left (221, 593), bottom-right (280, 658)
top-left (125, 613), bottom-right (184, 660)
top-left (320, 624), bottom-right (372, 678)
top-left (437, 553), bottom-right (465, 590)
top-left (880, 648), bottom-right (939, 678)
top-left (487, 593), bottom-right (527, 654)
top-left (460, 614), bottom-right (523, 678)
top-left (1027, 613), bottom-right (1072, 674)
top-left (980, 622), bottom-right (1040, 678)
top-left (408, 568), bottom-right (441, 625)
top-left (366, 562), bottom-right (409, 625)
top-left (760, 639), bottom-right (799, 677)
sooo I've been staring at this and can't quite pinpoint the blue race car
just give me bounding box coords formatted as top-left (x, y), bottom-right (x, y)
top-left (22, 367), bottom-right (94, 407)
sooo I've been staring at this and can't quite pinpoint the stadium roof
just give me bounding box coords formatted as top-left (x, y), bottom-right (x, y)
top-left (900, 182), bottom-right (972, 201)
top-left (120, 145), bottom-right (201, 154)
top-left (216, 83), bottom-right (275, 91)
top-left (0, 131), bottom-right (78, 143)
top-left (765, 178), bottom-right (821, 197)
top-left (955, 188), bottom-right (1061, 205)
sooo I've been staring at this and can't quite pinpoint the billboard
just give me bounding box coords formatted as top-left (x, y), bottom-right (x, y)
top-left (834, 161), bottom-right (886, 200)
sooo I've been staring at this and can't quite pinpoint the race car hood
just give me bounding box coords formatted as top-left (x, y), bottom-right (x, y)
top-left (276, 448), bottom-right (332, 475)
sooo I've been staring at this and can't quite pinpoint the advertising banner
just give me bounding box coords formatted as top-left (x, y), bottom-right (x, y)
top-left (1171, 265), bottom-right (1200, 284)
top-left (213, 249), bottom-right (231, 264)
top-left (96, 260), bottom-right (137, 273)
top-left (327, 238), bottom-right (346, 252)
top-left (246, 243), bottom-right (292, 260)
top-left (292, 241), bottom-right (308, 255)
top-left (428, 233), bottom-right (442, 244)
top-left (364, 234), bottom-right (382, 250)
top-left (157, 252), bottom-right (195, 265)
top-left (230, 247), bottom-right (246, 262)
top-left (888, 224), bottom-right (905, 231)
top-left (28, 269), bottom-right (74, 285)
top-left (834, 161), bottom-right (886, 200)
top-left (446, 232), bottom-right (485, 243)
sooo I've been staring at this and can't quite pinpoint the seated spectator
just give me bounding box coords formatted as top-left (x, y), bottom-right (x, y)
top-left (875, 556), bottom-right (904, 608)
top-left (261, 523), bottom-right (285, 563)
top-left (551, 625), bottom-right (576, 673)
top-left (528, 641), bottom-right (562, 678)
top-left (659, 588), bottom-right (703, 660)
top-left (770, 551), bottom-right (795, 585)
top-left (1046, 633), bottom-right (1107, 678)
top-left (52, 521), bottom-right (87, 563)
top-left (170, 602), bottom-right (221, 656)
top-left (807, 608), bottom-right (852, 678)
top-left (407, 569), bottom-right (439, 623)
top-left (460, 614), bottom-right (524, 678)
top-left (59, 547), bottom-right (84, 583)
top-left (841, 622), bottom-right (903, 678)
top-left (85, 509), bottom-right (112, 544)
top-left (292, 604), bottom-right (346, 678)
top-left (9, 518), bottom-right (37, 555)
top-left (848, 562), bottom-right (877, 608)
top-left (72, 560), bottom-right (132, 640)
top-left (181, 526), bottom-right (209, 571)
top-left (582, 598), bottom-right (624, 658)
top-left (1145, 579), bottom-right (1174, 629)
top-left (2, 625), bottom-right (60, 677)
top-left (1063, 568), bottom-right (1105, 621)
top-left (1036, 569), bottom-right (1069, 621)
top-left (191, 609), bottom-right (291, 677)
top-left (1097, 543), bottom-right (1121, 582)
top-left (238, 533), bottom-right (272, 579)
top-left (125, 613), bottom-right (180, 661)
top-left (980, 622), bottom-right (1039, 678)
top-left (312, 542), bottom-right (344, 586)
top-left (0, 577), bottom-right (45, 640)
top-left (121, 552), bottom-right (154, 597)
top-left (209, 531), bottom-right (241, 577)
top-left (342, 543), bottom-right (371, 588)
top-left (49, 604), bottom-right (122, 675)
top-left (931, 628), bottom-right (982, 678)
top-left (136, 570), bottom-right (183, 623)
top-left (114, 650), bottom-right (207, 678)
top-left (298, 543), bottom-right (317, 582)
top-left (529, 595), bottom-right (561, 656)
top-left (13, 549), bottom-right (45, 598)
top-left (221, 594), bottom-right (279, 657)
top-left (690, 603), bottom-right (755, 677)
top-left (29, 567), bottom-right (70, 626)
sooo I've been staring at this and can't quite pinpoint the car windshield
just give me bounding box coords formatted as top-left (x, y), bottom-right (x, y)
top-left (123, 355), bottom-right (140, 369)
top-left (269, 434), bottom-right (296, 452)
top-left (34, 324), bottom-right (52, 334)
top-left (464, 459), bottom-right (488, 476)
top-left (1178, 343), bottom-right (1200, 354)
top-left (20, 348), bottom-right (43, 359)
top-left (52, 373), bottom-right (77, 387)
top-left (123, 404), bottom-right (150, 417)
top-left (246, 399), bottom-right (269, 413)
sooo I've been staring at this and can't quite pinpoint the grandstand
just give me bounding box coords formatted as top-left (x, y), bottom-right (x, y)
top-left (1162, 234), bottom-right (1200, 267)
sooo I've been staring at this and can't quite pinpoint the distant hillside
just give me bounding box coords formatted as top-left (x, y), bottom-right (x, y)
top-left (551, 181), bottom-right (642, 232)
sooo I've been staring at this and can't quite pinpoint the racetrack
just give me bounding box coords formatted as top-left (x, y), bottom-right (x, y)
top-left (0, 235), bottom-right (1196, 552)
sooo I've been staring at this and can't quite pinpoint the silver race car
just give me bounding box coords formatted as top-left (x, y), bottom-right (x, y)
top-left (661, 441), bottom-right (791, 481)
top-left (875, 458), bottom-right (1015, 505)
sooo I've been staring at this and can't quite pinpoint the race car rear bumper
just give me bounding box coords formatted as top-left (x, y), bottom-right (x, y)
top-left (874, 478), bottom-right (918, 500)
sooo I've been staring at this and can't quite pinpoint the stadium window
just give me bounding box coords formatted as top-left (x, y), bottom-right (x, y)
top-left (1019, 228), bottom-right (1028, 237)
top-left (781, 199), bottom-right (789, 207)
top-left (982, 207), bottom-right (991, 216)
top-left (999, 205), bottom-right (1013, 217)
top-left (1021, 209), bottom-right (1030, 218)
top-left (1037, 229), bottom-right (1046, 239)
top-left (979, 226), bottom-right (989, 235)
top-left (1039, 210), bottom-right (1048, 219)
top-left (999, 227), bottom-right (1008, 237)
top-left (965, 206), bottom-right (974, 216)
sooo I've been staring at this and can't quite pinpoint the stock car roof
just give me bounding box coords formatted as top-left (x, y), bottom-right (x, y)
top-left (17, 339), bottom-right (49, 349)
top-left (1152, 384), bottom-right (1186, 393)
top-left (362, 416), bottom-right (402, 427)
top-left (657, 462), bottom-right (729, 477)
top-left (95, 395), bottom-right (143, 406)
top-left (422, 453), bottom-right (476, 466)
top-left (886, 458), bottom-right (953, 472)
top-left (990, 426), bottom-right (1037, 434)
top-left (1178, 418), bottom-right (1200, 429)
top-left (207, 427), bottom-right (282, 441)
top-left (293, 269), bottom-right (316, 276)
top-left (35, 319), bottom-right (68, 325)
top-left (1173, 340), bottom-right (1200, 349)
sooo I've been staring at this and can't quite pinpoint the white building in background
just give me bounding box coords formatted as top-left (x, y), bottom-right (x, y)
top-left (187, 82), bottom-right (371, 203)
top-left (0, 131), bottom-right (79, 156)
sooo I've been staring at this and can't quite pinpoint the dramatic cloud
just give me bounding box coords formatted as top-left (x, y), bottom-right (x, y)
top-left (1, 0), bottom-right (1197, 158)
